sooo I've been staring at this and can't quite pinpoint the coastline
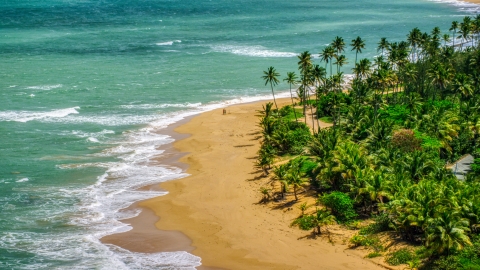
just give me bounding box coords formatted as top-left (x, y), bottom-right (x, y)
top-left (128, 98), bottom-right (385, 269)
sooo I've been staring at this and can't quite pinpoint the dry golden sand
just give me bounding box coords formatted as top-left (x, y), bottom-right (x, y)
top-left (463, 0), bottom-right (480, 3)
top-left (127, 98), bottom-right (386, 269)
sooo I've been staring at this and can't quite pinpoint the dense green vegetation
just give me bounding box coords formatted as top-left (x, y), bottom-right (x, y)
top-left (258, 16), bottom-right (480, 268)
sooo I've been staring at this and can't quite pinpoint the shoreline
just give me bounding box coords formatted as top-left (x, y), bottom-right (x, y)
top-left (114, 98), bottom-right (386, 269)
top-left (461, 0), bottom-right (480, 4)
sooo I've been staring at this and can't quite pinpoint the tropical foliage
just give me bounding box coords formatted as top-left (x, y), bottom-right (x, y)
top-left (259, 15), bottom-right (480, 268)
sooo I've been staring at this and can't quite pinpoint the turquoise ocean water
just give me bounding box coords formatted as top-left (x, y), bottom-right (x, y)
top-left (0, 0), bottom-right (478, 269)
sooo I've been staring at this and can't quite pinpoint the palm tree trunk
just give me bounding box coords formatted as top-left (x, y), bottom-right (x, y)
top-left (289, 84), bottom-right (299, 126)
top-left (306, 86), bottom-right (316, 134)
top-left (294, 186), bottom-right (298, 201)
top-left (270, 83), bottom-right (278, 110)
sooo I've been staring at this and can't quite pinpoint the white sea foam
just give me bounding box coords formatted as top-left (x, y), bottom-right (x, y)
top-left (16, 178), bottom-right (29, 183)
top-left (0, 107), bottom-right (80, 123)
top-left (3, 92), bottom-right (294, 269)
top-left (210, 44), bottom-right (297, 57)
top-left (26, 84), bottom-right (63, 90)
top-left (156, 40), bottom-right (182, 46)
top-left (119, 102), bottom-right (202, 109)
top-left (428, 0), bottom-right (480, 13)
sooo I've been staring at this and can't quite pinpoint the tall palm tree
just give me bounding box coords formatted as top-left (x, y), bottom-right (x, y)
top-left (428, 61), bottom-right (453, 99)
top-left (297, 51), bottom-right (313, 120)
top-left (320, 46), bottom-right (336, 76)
top-left (351, 36), bottom-right (366, 64)
top-left (450, 20), bottom-right (459, 49)
top-left (442, 34), bottom-right (450, 47)
top-left (284, 72), bottom-right (299, 124)
top-left (407, 28), bottom-right (421, 62)
top-left (332, 36), bottom-right (346, 55)
top-left (262, 66), bottom-right (280, 110)
top-left (459, 17), bottom-right (472, 50)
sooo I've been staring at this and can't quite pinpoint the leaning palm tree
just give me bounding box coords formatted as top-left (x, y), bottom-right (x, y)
top-left (262, 66), bottom-right (280, 110)
top-left (351, 36), bottom-right (366, 64)
top-left (284, 72), bottom-right (299, 124)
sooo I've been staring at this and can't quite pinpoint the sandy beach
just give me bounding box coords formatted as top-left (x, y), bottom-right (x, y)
top-left (463, 0), bottom-right (480, 3)
top-left (105, 98), bottom-right (386, 269)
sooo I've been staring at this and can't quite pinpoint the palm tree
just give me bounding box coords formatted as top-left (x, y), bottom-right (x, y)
top-left (426, 210), bottom-right (472, 255)
top-left (407, 28), bottom-right (421, 61)
top-left (320, 45), bottom-right (336, 76)
top-left (333, 54), bottom-right (348, 74)
top-left (428, 61), bottom-right (453, 99)
top-left (319, 46), bottom-right (331, 70)
top-left (377, 37), bottom-right (390, 55)
top-left (284, 72), bottom-right (299, 124)
top-left (353, 58), bottom-right (372, 80)
top-left (286, 161), bottom-right (307, 201)
top-left (450, 20), bottom-right (459, 49)
top-left (311, 209), bottom-right (336, 235)
top-left (291, 209), bottom-right (336, 235)
top-left (452, 73), bottom-right (473, 99)
top-left (332, 36), bottom-right (346, 55)
top-left (459, 17), bottom-right (472, 50)
top-left (442, 34), bottom-right (450, 47)
top-left (262, 66), bottom-right (280, 110)
top-left (351, 36), bottom-right (366, 64)
top-left (297, 51), bottom-right (313, 121)
top-left (272, 164), bottom-right (289, 199)
top-left (259, 187), bottom-right (271, 203)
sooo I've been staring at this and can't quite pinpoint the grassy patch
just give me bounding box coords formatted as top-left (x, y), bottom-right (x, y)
top-left (319, 116), bottom-right (333, 123)
top-left (385, 248), bottom-right (415, 266)
top-left (366, 252), bottom-right (382, 258)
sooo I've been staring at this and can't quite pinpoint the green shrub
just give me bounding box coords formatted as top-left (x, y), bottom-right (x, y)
top-left (316, 92), bottom-right (352, 117)
top-left (359, 214), bottom-right (392, 235)
top-left (319, 116), bottom-right (333, 123)
top-left (320, 191), bottom-right (357, 222)
top-left (366, 252), bottom-right (382, 258)
top-left (350, 234), bottom-right (384, 252)
top-left (380, 104), bottom-right (409, 125)
top-left (385, 248), bottom-right (415, 266)
top-left (350, 234), bottom-right (376, 247)
top-left (414, 130), bottom-right (442, 150)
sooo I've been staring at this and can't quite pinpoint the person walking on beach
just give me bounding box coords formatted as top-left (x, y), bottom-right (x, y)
top-left (223, 108), bottom-right (226, 115)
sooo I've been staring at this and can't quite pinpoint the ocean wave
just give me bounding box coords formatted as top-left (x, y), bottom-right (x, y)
top-left (428, 0), bottom-right (480, 13)
top-left (2, 91), bottom-right (297, 268)
top-left (156, 40), bottom-right (182, 46)
top-left (0, 107), bottom-right (80, 123)
top-left (25, 84), bottom-right (63, 90)
top-left (119, 102), bottom-right (202, 109)
top-left (210, 44), bottom-right (297, 58)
